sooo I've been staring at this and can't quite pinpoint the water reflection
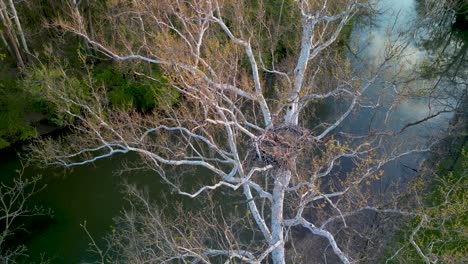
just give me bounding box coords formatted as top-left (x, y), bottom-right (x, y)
top-left (326, 0), bottom-right (466, 206)
top-left (353, 0), bottom-right (426, 69)
top-left (348, 0), bottom-right (461, 144)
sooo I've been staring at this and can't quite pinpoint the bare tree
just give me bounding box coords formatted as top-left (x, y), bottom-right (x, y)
top-left (29, 0), bottom-right (455, 263)
top-left (0, 169), bottom-right (48, 263)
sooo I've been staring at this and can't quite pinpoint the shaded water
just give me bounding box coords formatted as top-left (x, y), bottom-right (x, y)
top-left (0, 151), bottom-right (170, 263)
top-left (0, 0), bottom-right (465, 263)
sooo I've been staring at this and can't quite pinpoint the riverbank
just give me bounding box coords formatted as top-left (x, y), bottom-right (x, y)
top-left (383, 136), bottom-right (467, 263)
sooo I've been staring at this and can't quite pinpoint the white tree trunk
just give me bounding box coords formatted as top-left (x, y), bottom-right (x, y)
top-left (271, 169), bottom-right (291, 264)
top-left (285, 21), bottom-right (313, 125)
top-left (0, 0), bottom-right (23, 68)
top-left (7, 0), bottom-right (29, 55)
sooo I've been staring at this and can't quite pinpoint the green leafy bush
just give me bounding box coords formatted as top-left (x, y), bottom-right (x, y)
top-left (385, 147), bottom-right (467, 263)
top-left (93, 64), bottom-right (178, 112)
top-left (0, 77), bottom-right (38, 148)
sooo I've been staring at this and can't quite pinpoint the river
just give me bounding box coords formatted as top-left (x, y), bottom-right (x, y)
top-left (343, 0), bottom-right (457, 190)
top-left (1, 0), bottom-right (465, 263)
top-left (0, 150), bottom-right (169, 263)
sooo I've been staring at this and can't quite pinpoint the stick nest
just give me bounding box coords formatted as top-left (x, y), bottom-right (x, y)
top-left (253, 124), bottom-right (311, 168)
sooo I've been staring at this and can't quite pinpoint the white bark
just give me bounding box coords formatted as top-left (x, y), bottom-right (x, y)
top-left (271, 170), bottom-right (291, 263)
top-left (285, 0), bottom-right (356, 124)
top-left (284, 20), bottom-right (314, 125)
top-left (0, 0), bottom-right (23, 67)
top-left (212, 6), bottom-right (272, 126)
top-left (410, 216), bottom-right (431, 264)
top-left (7, 0), bottom-right (29, 54)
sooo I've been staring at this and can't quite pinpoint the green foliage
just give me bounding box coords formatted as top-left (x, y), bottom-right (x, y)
top-left (24, 65), bottom-right (86, 127)
top-left (0, 0), bottom-right (179, 150)
top-left (23, 61), bottom-right (179, 130)
top-left (385, 146), bottom-right (468, 263)
top-left (421, 148), bottom-right (468, 260)
top-left (222, 0), bottom-right (300, 70)
top-left (261, 0), bottom-right (301, 62)
top-left (0, 77), bottom-right (38, 149)
top-left (257, 0), bottom-right (301, 67)
top-left (337, 18), bottom-right (355, 48)
top-left (92, 64), bottom-right (178, 112)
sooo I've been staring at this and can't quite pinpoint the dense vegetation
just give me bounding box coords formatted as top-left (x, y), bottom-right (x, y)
top-left (0, 0), bottom-right (302, 149)
top-left (385, 138), bottom-right (467, 263)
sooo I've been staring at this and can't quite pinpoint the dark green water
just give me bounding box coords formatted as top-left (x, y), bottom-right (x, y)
top-left (0, 150), bottom-right (169, 263)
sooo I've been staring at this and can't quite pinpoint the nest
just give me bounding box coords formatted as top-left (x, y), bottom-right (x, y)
top-left (252, 124), bottom-right (311, 168)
